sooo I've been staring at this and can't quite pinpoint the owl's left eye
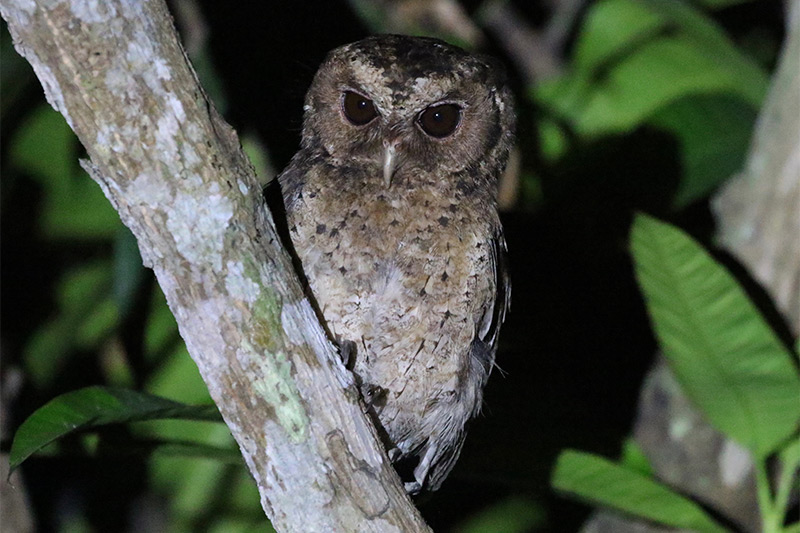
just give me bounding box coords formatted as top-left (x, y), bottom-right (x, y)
top-left (418, 103), bottom-right (461, 138)
top-left (342, 91), bottom-right (378, 125)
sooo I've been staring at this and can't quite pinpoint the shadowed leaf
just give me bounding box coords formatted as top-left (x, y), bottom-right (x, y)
top-left (10, 386), bottom-right (222, 473)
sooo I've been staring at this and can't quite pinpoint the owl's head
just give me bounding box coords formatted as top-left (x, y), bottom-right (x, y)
top-left (302, 34), bottom-right (515, 187)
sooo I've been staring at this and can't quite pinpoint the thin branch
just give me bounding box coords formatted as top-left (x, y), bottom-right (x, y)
top-left (478, 0), bottom-right (564, 85)
top-left (347, 0), bottom-right (485, 47)
top-left (0, 0), bottom-right (430, 531)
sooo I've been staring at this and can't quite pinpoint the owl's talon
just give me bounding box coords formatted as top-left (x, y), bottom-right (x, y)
top-left (410, 440), bottom-right (437, 493)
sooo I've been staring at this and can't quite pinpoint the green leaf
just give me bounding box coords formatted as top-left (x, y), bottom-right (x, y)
top-left (534, 0), bottom-right (767, 137)
top-left (619, 438), bottom-right (653, 476)
top-left (9, 386), bottom-right (222, 472)
top-left (9, 104), bottom-right (121, 239)
top-left (537, 118), bottom-right (570, 163)
top-left (10, 104), bottom-right (73, 187)
top-left (631, 214), bottom-right (800, 458)
top-left (22, 319), bottom-right (78, 387)
top-left (572, 0), bottom-right (664, 73)
top-left (75, 298), bottom-right (119, 347)
top-left (648, 93), bottom-right (758, 207)
top-left (552, 450), bottom-right (727, 532)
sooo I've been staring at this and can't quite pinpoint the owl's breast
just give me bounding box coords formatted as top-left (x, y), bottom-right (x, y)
top-left (287, 172), bottom-right (494, 372)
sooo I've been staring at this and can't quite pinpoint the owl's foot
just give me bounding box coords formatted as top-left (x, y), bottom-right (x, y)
top-left (389, 448), bottom-right (423, 494)
top-left (404, 441), bottom-right (438, 495)
top-left (404, 480), bottom-right (422, 495)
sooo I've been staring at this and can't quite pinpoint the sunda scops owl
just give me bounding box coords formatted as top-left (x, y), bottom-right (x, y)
top-left (278, 34), bottom-right (514, 493)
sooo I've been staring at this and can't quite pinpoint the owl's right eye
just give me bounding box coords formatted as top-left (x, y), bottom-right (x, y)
top-left (342, 91), bottom-right (378, 125)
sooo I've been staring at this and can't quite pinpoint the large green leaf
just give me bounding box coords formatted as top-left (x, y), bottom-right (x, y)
top-left (631, 214), bottom-right (800, 458)
top-left (552, 450), bottom-right (727, 532)
top-left (9, 386), bottom-right (222, 472)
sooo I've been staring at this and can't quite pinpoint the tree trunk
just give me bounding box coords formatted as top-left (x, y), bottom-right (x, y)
top-left (0, 1), bottom-right (430, 531)
top-left (713, 0), bottom-right (800, 333)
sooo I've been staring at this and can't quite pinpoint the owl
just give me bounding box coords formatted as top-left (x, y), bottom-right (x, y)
top-left (278, 34), bottom-right (514, 493)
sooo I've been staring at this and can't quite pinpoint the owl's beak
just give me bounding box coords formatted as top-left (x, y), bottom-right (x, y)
top-left (383, 141), bottom-right (398, 187)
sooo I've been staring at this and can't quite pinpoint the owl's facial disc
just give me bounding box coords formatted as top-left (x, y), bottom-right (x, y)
top-left (304, 34), bottom-right (515, 187)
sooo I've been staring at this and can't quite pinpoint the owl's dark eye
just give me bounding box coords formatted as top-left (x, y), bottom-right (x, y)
top-left (418, 103), bottom-right (461, 138)
top-left (342, 91), bottom-right (378, 125)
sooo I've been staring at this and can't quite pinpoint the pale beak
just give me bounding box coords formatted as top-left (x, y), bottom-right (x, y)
top-left (383, 142), bottom-right (397, 187)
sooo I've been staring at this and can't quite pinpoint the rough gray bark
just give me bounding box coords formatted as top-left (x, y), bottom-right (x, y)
top-left (0, 1), bottom-right (430, 531)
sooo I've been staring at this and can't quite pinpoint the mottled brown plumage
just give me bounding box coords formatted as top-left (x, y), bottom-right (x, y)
top-left (278, 34), bottom-right (514, 493)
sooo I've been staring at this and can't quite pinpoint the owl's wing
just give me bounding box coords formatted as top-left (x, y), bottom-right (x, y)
top-left (471, 228), bottom-right (511, 382)
top-left (423, 232), bottom-right (510, 492)
top-left (276, 151), bottom-right (311, 213)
